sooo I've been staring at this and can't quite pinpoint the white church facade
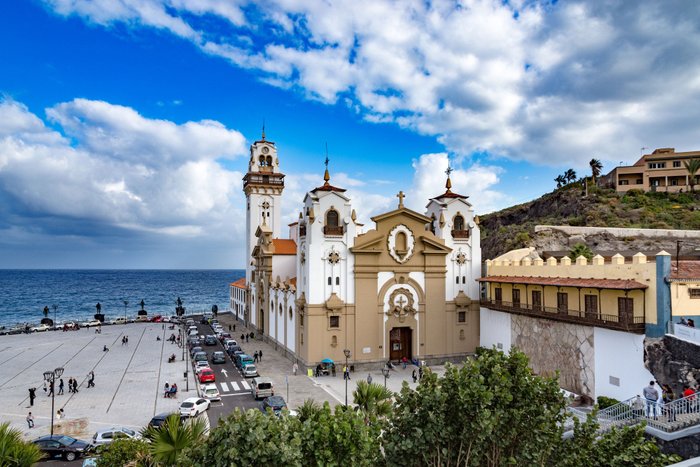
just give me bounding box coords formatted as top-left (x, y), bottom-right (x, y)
top-left (231, 134), bottom-right (482, 367)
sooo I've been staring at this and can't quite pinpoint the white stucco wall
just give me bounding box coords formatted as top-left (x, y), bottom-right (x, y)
top-left (479, 307), bottom-right (512, 352)
top-left (593, 327), bottom-right (654, 401)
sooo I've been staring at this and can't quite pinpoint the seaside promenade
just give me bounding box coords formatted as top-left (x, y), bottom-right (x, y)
top-left (0, 322), bottom-right (195, 440)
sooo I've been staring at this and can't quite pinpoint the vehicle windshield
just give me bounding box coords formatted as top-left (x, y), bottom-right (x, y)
top-left (246, 365), bottom-right (256, 371)
top-left (181, 402), bottom-right (193, 408)
top-left (122, 428), bottom-right (136, 436)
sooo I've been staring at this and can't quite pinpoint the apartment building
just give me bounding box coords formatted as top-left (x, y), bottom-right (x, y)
top-left (603, 148), bottom-right (700, 193)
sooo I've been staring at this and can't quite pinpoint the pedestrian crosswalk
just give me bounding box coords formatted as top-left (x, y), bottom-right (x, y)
top-left (216, 380), bottom-right (250, 393)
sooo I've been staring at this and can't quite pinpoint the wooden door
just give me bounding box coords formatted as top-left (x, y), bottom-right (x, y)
top-left (389, 327), bottom-right (412, 361)
top-left (617, 297), bottom-right (633, 323)
top-left (512, 288), bottom-right (521, 308)
top-left (495, 287), bottom-right (502, 304)
top-left (531, 290), bottom-right (542, 311)
top-left (557, 292), bottom-right (568, 313)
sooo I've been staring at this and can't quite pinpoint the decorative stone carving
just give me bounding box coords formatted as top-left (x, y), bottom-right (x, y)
top-left (386, 287), bottom-right (417, 323)
top-left (387, 224), bottom-right (415, 264)
top-left (455, 250), bottom-right (467, 265)
top-left (328, 250), bottom-right (340, 264)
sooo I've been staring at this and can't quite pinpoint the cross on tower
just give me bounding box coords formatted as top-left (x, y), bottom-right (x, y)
top-left (445, 166), bottom-right (453, 177)
top-left (397, 191), bottom-right (405, 208)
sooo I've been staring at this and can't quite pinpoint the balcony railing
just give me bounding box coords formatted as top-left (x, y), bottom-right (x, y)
top-left (480, 299), bottom-right (646, 333)
top-left (244, 174), bottom-right (284, 185)
top-left (451, 229), bottom-right (470, 239)
top-left (323, 225), bottom-right (344, 236)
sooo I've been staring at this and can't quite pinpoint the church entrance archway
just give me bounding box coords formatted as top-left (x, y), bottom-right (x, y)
top-left (389, 327), bottom-right (412, 361)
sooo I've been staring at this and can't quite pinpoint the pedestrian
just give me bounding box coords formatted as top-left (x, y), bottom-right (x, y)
top-left (680, 317), bottom-right (688, 326)
top-left (253, 351), bottom-right (259, 363)
top-left (28, 387), bottom-right (36, 406)
top-left (259, 350), bottom-right (263, 361)
top-left (122, 336), bottom-right (126, 345)
top-left (87, 371), bottom-right (95, 388)
top-left (241, 333), bottom-right (245, 342)
top-left (67, 378), bottom-right (72, 393)
top-left (58, 379), bottom-right (64, 395)
top-left (233, 324), bottom-right (236, 332)
top-left (367, 373), bottom-right (373, 384)
top-left (43, 380), bottom-right (47, 393)
top-left (689, 318), bottom-right (696, 328)
top-left (292, 362), bottom-right (298, 376)
top-left (56, 409), bottom-right (62, 420)
top-left (662, 384), bottom-right (676, 422)
top-left (246, 333), bottom-right (249, 343)
top-left (103, 345), bottom-right (109, 352)
top-left (251, 332), bottom-right (255, 339)
top-left (72, 379), bottom-right (79, 393)
top-left (126, 336), bottom-right (129, 343)
top-left (26, 412), bottom-right (34, 428)
top-left (418, 367), bottom-right (424, 380)
top-left (48, 381), bottom-right (54, 397)
top-left (643, 380), bottom-right (659, 419)
top-left (412, 369), bottom-right (417, 383)
top-left (228, 325), bottom-right (231, 331)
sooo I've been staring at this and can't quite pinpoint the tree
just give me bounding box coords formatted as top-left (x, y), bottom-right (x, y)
top-left (565, 169), bottom-right (577, 184)
top-left (568, 243), bottom-right (594, 262)
top-left (0, 422), bottom-right (44, 466)
top-left (589, 159), bottom-right (603, 183)
top-left (555, 175), bottom-right (566, 188)
top-left (352, 380), bottom-right (393, 423)
top-left (684, 158), bottom-right (700, 192)
top-left (142, 414), bottom-right (207, 466)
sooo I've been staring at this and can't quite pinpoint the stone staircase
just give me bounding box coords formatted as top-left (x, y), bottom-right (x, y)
top-left (565, 394), bottom-right (700, 441)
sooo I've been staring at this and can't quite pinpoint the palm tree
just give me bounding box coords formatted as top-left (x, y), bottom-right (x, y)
top-left (297, 399), bottom-right (322, 422)
top-left (0, 422), bottom-right (44, 466)
top-left (564, 169), bottom-right (577, 184)
top-left (142, 414), bottom-right (207, 466)
top-left (568, 243), bottom-right (593, 262)
top-left (589, 158), bottom-right (603, 183)
top-left (684, 159), bottom-right (700, 192)
top-left (352, 381), bottom-right (393, 424)
top-left (554, 175), bottom-right (566, 188)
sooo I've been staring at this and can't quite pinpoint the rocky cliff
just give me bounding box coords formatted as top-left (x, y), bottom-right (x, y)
top-left (645, 335), bottom-right (700, 393)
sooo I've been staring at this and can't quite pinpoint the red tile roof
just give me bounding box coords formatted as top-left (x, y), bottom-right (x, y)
top-left (230, 278), bottom-right (246, 289)
top-left (478, 275), bottom-right (648, 290)
top-left (272, 239), bottom-right (297, 255)
top-left (672, 261), bottom-right (700, 280)
top-left (431, 190), bottom-right (468, 200)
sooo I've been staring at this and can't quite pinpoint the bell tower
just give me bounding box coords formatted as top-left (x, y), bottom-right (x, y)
top-left (243, 128), bottom-right (285, 285)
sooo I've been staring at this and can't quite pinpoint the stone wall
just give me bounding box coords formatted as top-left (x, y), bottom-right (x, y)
top-left (645, 335), bottom-right (700, 394)
top-left (652, 433), bottom-right (700, 460)
top-left (512, 315), bottom-right (594, 397)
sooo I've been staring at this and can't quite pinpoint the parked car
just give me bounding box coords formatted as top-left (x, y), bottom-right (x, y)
top-left (259, 396), bottom-right (288, 416)
top-left (204, 335), bottom-right (217, 346)
top-left (32, 435), bottom-right (92, 462)
top-left (92, 427), bottom-right (141, 446)
top-left (135, 316), bottom-right (149, 323)
top-left (211, 351), bottom-right (226, 364)
top-left (242, 363), bottom-right (258, 378)
top-left (188, 337), bottom-right (202, 347)
top-left (218, 332), bottom-right (232, 342)
top-left (179, 397), bottom-right (210, 417)
top-left (234, 353), bottom-right (254, 370)
top-left (149, 315), bottom-right (163, 323)
top-left (198, 368), bottom-right (216, 384)
top-left (251, 377), bottom-right (274, 400)
top-left (200, 383), bottom-right (221, 401)
top-left (224, 339), bottom-right (237, 348)
top-left (190, 346), bottom-right (203, 357)
top-left (81, 320), bottom-right (101, 328)
top-left (148, 412), bottom-right (186, 428)
top-left (112, 317), bottom-right (127, 325)
top-left (193, 352), bottom-right (208, 363)
top-left (63, 321), bottom-right (79, 330)
top-left (31, 323), bottom-right (51, 332)
top-left (186, 319), bottom-right (195, 327)
top-left (194, 361), bottom-right (210, 374)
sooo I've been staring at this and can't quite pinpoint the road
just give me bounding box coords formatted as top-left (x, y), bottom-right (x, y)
top-left (188, 317), bottom-right (259, 424)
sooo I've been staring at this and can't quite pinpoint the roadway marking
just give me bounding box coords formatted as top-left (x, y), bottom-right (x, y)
top-left (1, 343), bottom-right (65, 390)
top-left (106, 327), bottom-right (147, 413)
top-left (220, 392), bottom-right (251, 398)
top-left (219, 382), bottom-right (229, 392)
top-left (230, 382), bottom-right (239, 391)
top-left (240, 381), bottom-right (250, 390)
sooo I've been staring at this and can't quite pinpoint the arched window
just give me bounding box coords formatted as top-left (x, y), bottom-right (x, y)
top-left (335, 277), bottom-right (340, 286)
top-left (326, 209), bottom-right (339, 227)
top-left (454, 215), bottom-right (465, 231)
top-left (279, 304), bottom-right (283, 316)
top-left (266, 156), bottom-right (273, 166)
top-left (259, 155), bottom-right (266, 166)
top-left (289, 306), bottom-right (293, 320)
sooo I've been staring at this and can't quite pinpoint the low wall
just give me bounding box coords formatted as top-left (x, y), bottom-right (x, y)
top-left (535, 225), bottom-right (700, 239)
top-left (673, 323), bottom-right (700, 344)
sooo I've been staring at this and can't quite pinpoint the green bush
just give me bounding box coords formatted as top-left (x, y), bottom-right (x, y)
top-left (596, 396), bottom-right (620, 410)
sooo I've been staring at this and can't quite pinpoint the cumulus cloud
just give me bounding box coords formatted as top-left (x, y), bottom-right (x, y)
top-left (41, 0), bottom-right (700, 170)
top-left (0, 99), bottom-right (247, 255)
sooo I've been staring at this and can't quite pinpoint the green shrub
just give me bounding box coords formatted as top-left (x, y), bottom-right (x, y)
top-left (596, 396), bottom-right (620, 410)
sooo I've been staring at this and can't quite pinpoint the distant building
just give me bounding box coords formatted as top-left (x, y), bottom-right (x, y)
top-left (479, 249), bottom-right (674, 400)
top-left (602, 147), bottom-right (700, 193)
top-left (231, 132), bottom-right (482, 368)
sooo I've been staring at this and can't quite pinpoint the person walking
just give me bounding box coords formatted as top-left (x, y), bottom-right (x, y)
top-left (26, 412), bottom-right (34, 428)
top-left (367, 373), bottom-right (373, 384)
top-left (233, 324), bottom-right (236, 332)
top-left (240, 333), bottom-right (245, 342)
top-left (72, 379), bottom-right (79, 393)
top-left (258, 350), bottom-right (263, 361)
top-left (87, 371), bottom-right (95, 388)
top-left (643, 381), bottom-right (659, 420)
top-left (418, 367), bottom-right (424, 381)
top-left (47, 381), bottom-right (54, 397)
top-left (58, 379), bottom-right (64, 395)
top-left (292, 362), bottom-right (298, 376)
top-left (253, 351), bottom-right (259, 363)
top-left (412, 369), bottom-right (417, 383)
top-left (246, 333), bottom-right (249, 343)
top-left (28, 387), bottom-right (36, 407)
top-left (662, 384), bottom-right (676, 422)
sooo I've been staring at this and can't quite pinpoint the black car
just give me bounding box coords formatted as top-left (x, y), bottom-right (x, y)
top-left (188, 337), bottom-right (202, 347)
top-left (33, 435), bottom-right (92, 461)
top-left (260, 396), bottom-right (288, 416)
top-left (204, 335), bottom-right (217, 346)
top-left (148, 412), bottom-right (187, 428)
top-left (190, 346), bottom-right (203, 357)
top-left (211, 351), bottom-right (226, 364)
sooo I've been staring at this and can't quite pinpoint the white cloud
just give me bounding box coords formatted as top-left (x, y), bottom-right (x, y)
top-left (41, 0), bottom-right (700, 169)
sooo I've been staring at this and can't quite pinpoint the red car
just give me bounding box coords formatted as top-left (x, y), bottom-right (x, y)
top-left (150, 315), bottom-right (163, 323)
top-left (198, 369), bottom-right (215, 384)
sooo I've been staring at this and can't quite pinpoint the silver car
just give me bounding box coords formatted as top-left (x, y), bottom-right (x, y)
top-left (92, 427), bottom-right (141, 446)
top-left (243, 363), bottom-right (258, 378)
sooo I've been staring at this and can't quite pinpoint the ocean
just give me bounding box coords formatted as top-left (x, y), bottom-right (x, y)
top-left (0, 269), bottom-right (244, 327)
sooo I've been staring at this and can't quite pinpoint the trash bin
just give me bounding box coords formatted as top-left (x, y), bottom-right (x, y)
top-left (184, 371), bottom-right (188, 378)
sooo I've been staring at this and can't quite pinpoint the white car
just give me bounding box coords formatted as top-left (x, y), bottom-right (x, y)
top-left (242, 363), bottom-right (258, 378)
top-left (179, 397), bottom-right (210, 417)
top-left (83, 320), bottom-right (101, 328)
top-left (112, 317), bottom-right (127, 325)
top-left (200, 384), bottom-right (221, 401)
top-left (195, 361), bottom-right (211, 374)
top-left (31, 324), bottom-right (50, 332)
top-left (92, 427), bottom-right (141, 446)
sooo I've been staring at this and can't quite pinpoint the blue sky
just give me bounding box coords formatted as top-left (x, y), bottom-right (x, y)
top-left (1, 0), bottom-right (699, 268)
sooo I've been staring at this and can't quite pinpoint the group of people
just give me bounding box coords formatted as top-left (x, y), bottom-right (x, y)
top-left (163, 382), bottom-right (178, 398)
top-left (121, 335), bottom-right (130, 345)
top-left (240, 332), bottom-right (254, 343)
top-left (253, 350), bottom-right (263, 363)
top-left (640, 380), bottom-right (698, 421)
top-left (679, 317), bottom-right (696, 328)
top-left (26, 373), bottom-right (94, 428)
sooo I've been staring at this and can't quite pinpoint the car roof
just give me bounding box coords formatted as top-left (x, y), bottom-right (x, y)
top-left (201, 383), bottom-right (217, 389)
top-left (253, 377), bottom-right (273, 383)
top-left (182, 397), bottom-right (201, 403)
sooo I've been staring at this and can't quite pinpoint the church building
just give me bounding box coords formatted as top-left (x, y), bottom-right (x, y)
top-left (231, 133), bottom-right (482, 368)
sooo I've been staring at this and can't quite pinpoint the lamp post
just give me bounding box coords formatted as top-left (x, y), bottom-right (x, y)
top-left (381, 367), bottom-right (390, 389)
top-left (43, 367), bottom-right (64, 437)
top-left (123, 300), bottom-right (128, 322)
top-left (343, 348), bottom-right (351, 407)
top-left (51, 304), bottom-right (58, 330)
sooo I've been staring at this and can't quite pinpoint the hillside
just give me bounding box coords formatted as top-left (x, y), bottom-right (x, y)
top-left (479, 185), bottom-right (700, 260)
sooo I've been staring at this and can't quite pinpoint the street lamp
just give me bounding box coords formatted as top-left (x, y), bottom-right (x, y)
top-left (51, 304), bottom-right (58, 330)
top-left (43, 367), bottom-right (64, 437)
top-left (123, 300), bottom-right (128, 322)
top-left (343, 348), bottom-right (351, 407)
top-left (381, 367), bottom-right (390, 388)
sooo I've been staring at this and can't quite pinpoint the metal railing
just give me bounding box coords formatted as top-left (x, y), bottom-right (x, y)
top-left (480, 299), bottom-right (646, 333)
